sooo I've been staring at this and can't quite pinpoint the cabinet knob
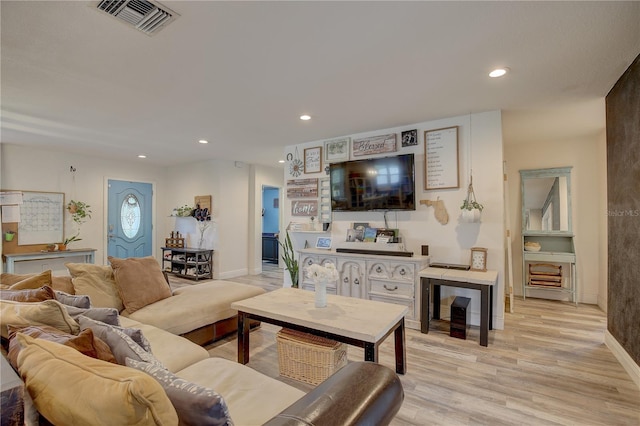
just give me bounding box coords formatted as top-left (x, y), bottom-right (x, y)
top-left (399, 269), bottom-right (406, 276)
top-left (344, 277), bottom-right (349, 283)
top-left (384, 284), bottom-right (398, 291)
top-left (376, 266), bottom-right (382, 273)
top-left (354, 278), bottom-right (360, 285)
top-left (308, 260), bottom-right (313, 265)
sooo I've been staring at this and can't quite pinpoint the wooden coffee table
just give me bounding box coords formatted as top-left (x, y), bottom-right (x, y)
top-left (231, 288), bottom-right (408, 374)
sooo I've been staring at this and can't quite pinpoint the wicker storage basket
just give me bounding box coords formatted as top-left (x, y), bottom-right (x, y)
top-left (276, 328), bottom-right (348, 385)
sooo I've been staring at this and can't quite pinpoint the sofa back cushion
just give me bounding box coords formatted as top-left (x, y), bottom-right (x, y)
top-left (0, 299), bottom-right (80, 338)
top-left (0, 270), bottom-right (52, 289)
top-left (15, 333), bottom-right (178, 426)
top-left (108, 256), bottom-right (172, 314)
top-left (0, 285), bottom-right (56, 303)
top-left (66, 263), bottom-right (124, 311)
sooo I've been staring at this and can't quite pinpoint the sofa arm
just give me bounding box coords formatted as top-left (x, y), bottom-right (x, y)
top-left (263, 362), bottom-right (404, 426)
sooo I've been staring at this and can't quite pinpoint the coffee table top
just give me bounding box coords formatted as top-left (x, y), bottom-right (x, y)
top-left (231, 288), bottom-right (408, 343)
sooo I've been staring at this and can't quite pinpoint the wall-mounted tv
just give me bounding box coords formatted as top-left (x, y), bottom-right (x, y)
top-left (330, 154), bottom-right (415, 212)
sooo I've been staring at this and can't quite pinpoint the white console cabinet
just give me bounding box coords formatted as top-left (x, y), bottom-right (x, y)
top-left (297, 248), bottom-right (429, 330)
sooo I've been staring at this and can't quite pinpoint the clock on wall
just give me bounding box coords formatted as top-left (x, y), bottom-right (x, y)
top-left (470, 247), bottom-right (488, 272)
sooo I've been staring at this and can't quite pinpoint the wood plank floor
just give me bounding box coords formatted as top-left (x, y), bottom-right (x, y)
top-left (171, 264), bottom-right (640, 425)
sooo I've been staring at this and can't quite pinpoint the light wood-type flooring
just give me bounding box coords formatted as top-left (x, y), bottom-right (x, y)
top-left (170, 263), bottom-right (640, 425)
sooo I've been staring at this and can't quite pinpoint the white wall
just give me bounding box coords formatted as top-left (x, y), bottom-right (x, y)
top-left (0, 143), bottom-right (168, 267)
top-left (283, 111), bottom-right (506, 329)
top-left (504, 134), bottom-right (605, 305)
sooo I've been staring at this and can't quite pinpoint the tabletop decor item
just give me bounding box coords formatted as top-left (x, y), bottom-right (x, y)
top-left (306, 263), bottom-right (338, 308)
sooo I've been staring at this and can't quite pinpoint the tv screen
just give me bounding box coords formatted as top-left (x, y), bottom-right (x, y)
top-left (330, 154), bottom-right (415, 211)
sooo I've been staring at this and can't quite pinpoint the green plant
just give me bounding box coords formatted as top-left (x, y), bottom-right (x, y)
top-left (279, 231), bottom-right (299, 288)
top-left (64, 200), bottom-right (92, 246)
top-left (460, 199), bottom-right (483, 211)
top-left (175, 204), bottom-right (193, 217)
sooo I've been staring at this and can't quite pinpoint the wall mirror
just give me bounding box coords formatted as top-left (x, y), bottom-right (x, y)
top-left (520, 167), bottom-right (572, 234)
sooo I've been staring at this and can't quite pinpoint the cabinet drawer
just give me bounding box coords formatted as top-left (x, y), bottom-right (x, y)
top-left (368, 294), bottom-right (414, 320)
top-left (369, 279), bottom-right (414, 297)
top-left (368, 262), bottom-right (415, 281)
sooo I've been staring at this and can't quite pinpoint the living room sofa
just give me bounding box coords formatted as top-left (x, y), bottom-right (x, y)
top-left (0, 267), bottom-right (404, 425)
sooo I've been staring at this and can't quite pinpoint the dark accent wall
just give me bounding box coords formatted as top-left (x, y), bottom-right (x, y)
top-left (606, 53), bottom-right (640, 366)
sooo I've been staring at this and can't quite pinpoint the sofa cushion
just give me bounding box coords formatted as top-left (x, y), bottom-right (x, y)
top-left (0, 299), bottom-right (80, 338)
top-left (120, 317), bottom-right (209, 373)
top-left (108, 256), bottom-right (172, 314)
top-left (127, 358), bottom-right (233, 426)
top-left (0, 270), bottom-right (52, 289)
top-left (7, 325), bottom-right (116, 367)
top-left (15, 333), bottom-right (178, 426)
top-left (176, 357), bottom-right (304, 426)
top-left (54, 290), bottom-right (91, 308)
top-left (78, 316), bottom-right (160, 367)
top-left (66, 263), bottom-right (124, 311)
top-left (127, 281), bottom-right (265, 335)
top-left (0, 285), bottom-right (57, 303)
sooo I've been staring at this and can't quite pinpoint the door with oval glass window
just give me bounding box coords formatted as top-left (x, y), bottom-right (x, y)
top-left (107, 180), bottom-right (153, 258)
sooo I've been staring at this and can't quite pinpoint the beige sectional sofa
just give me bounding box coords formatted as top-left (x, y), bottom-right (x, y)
top-left (1, 262), bottom-right (405, 425)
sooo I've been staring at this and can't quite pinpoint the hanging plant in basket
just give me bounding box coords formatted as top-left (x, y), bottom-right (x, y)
top-left (460, 176), bottom-right (483, 223)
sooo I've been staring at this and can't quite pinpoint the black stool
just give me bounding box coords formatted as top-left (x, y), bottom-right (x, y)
top-left (450, 296), bottom-right (471, 339)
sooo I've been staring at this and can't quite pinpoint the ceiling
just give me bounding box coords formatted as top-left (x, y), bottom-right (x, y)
top-left (1, 1), bottom-right (639, 167)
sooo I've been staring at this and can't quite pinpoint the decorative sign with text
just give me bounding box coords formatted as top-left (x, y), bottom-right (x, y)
top-left (424, 126), bottom-right (459, 190)
top-left (287, 179), bottom-right (318, 198)
top-left (352, 134), bottom-right (397, 157)
top-left (291, 200), bottom-right (318, 216)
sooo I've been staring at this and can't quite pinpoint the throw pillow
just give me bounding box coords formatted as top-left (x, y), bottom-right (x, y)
top-left (0, 299), bottom-right (80, 338)
top-left (78, 316), bottom-right (159, 366)
top-left (108, 256), bottom-right (172, 314)
top-left (126, 358), bottom-right (234, 426)
top-left (7, 325), bottom-right (116, 367)
top-left (64, 305), bottom-right (120, 326)
top-left (65, 263), bottom-right (124, 311)
top-left (14, 333), bottom-right (178, 426)
top-left (0, 285), bottom-right (57, 303)
top-left (54, 290), bottom-right (91, 308)
top-left (0, 270), bottom-right (52, 290)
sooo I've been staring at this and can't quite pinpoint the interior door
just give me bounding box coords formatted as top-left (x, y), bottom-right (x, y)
top-left (107, 180), bottom-right (153, 259)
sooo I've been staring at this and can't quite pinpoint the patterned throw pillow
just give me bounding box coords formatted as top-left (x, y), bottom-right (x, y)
top-left (78, 315), bottom-right (157, 366)
top-left (126, 358), bottom-right (234, 426)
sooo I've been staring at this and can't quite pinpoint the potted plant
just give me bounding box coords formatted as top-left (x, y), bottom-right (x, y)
top-left (62, 200), bottom-right (92, 249)
top-left (460, 177), bottom-right (483, 223)
top-left (279, 231), bottom-right (299, 288)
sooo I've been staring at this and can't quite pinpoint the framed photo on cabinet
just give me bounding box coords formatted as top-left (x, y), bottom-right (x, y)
top-left (304, 147), bottom-right (322, 174)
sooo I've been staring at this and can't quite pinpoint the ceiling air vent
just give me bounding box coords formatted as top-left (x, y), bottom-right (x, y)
top-left (97, 0), bottom-right (178, 36)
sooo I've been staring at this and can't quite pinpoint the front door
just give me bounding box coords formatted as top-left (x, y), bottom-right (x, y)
top-left (107, 179), bottom-right (153, 259)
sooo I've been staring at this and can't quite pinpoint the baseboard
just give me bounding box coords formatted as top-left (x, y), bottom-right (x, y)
top-left (218, 268), bottom-right (249, 279)
top-left (605, 330), bottom-right (640, 389)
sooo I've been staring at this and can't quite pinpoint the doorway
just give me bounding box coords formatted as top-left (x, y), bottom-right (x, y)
top-left (107, 179), bottom-right (153, 259)
top-left (261, 186), bottom-right (280, 265)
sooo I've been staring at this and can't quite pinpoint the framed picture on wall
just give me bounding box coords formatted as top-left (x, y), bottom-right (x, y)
top-left (304, 147), bottom-right (322, 173)
top-left (424, 126), bottom-right (459, 190)
top-left (324, 137), bottom-right (350, 162)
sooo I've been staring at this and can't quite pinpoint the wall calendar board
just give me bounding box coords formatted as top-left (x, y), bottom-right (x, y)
top-left (18, 192), bottom-right (65, 245)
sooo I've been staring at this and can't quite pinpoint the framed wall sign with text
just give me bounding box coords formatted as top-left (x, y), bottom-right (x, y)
top-left (424, 126), bottom-right (459, 190)
top-left (304, 147), bottom-right (322, 174)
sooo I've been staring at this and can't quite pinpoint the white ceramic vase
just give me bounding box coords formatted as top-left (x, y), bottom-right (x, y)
top-left (315, 280), bottom-right (327, 308)
top-left (461, 208), bottom-right (482, 223)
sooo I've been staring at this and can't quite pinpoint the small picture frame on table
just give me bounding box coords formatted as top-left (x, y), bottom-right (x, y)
top-left (470, 247), bottom-right (488, 272)
top-left (316, 237), bottom-right (332, 249)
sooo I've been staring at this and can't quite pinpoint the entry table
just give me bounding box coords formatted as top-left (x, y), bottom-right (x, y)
top-left (3, 248), bottom-right (96, 274)
top-left (419, 267), bottom-right (498, 347)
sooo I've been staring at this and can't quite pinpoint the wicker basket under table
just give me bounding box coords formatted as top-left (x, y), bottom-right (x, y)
top-left (276, 328), bottom-right (348, 385)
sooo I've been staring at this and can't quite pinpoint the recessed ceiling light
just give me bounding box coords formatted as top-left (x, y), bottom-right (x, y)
top-left (489, 68), bottom-right (509, 78)
top-left (198, 139), bottom-right (209, 144)
top-left (138, 154), bottom-right (147, 159)
top-left (300, 115), bottom-right (311, 121)
top-left (278, 160), bottom-right (285, 163)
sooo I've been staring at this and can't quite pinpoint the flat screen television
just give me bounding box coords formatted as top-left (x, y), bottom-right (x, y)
top-left (330, 154), bottom-right (415, 211)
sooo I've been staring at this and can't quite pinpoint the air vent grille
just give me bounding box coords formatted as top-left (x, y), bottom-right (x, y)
top-left (97, 0), bottom-right (178, 36)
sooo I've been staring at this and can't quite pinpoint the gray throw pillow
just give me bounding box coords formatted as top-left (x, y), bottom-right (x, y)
top-left (78, 316), bottom-right (160, 367)
top-left (65, 306), bottom-right (120, 326)
top-left (126, 358), bottom-right (233, 426)
top-left (54, 290), bottom-right (91, 309)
